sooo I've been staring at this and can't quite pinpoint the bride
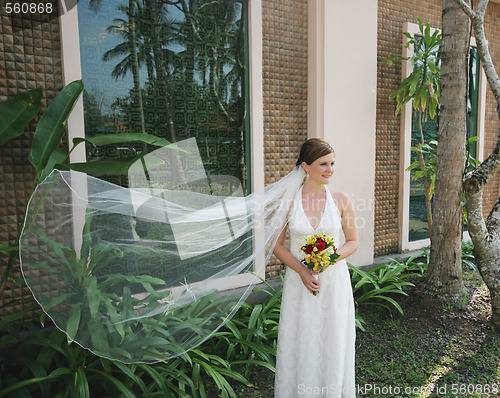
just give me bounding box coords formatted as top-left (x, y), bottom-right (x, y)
top-left (273, 138), bottom-right (359, 397)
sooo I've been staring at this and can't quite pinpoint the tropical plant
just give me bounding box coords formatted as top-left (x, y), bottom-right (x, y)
top-left (349, 258), bottom-right (426, 331)
top-left (0, 82), bottom-right (83, 297)
top-left (0, 278), bottom-right (280, 398)
top-left (408, 136), bottom-right (480, 203)
top-left (0, 89), bottom-right (42, 147)
top-left (461, 241), bottom-right (477, 271)
top-left (0, 82), bottom-right (174, 298)
top-left (0, 314), bottom-right (258, 398)
top-left (386, 18), bottom-right (441, 237)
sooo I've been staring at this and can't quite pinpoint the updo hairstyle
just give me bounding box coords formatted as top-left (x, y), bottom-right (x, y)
top-left (296, 138), bottom-right (335, 166)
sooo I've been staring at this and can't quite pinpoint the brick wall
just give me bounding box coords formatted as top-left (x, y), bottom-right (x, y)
top-left (376, 0), bottom-right (500, 256)
top-left (262, 0), bottom-right (308, 277)
top-left (482, 4), bottom-right (500, 218)
top-left (1, 0), bottom-right (498, 290)
top-left (0, 2), bottom-right (64, 317)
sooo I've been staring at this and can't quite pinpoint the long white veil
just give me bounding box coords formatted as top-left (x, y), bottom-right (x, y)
top-left (19, 138), bottom-right (305, 363)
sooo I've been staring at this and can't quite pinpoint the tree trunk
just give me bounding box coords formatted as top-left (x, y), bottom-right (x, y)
top-left (455, 0), bottom-right (500, 328)
top-left (423, 0), bottom-right (470, 297)
top-left (129, 0), bottom-right (146, 136)
top-left (147, 0), bottom-right (177, 142)
top-left (417, 111), bottom-right (433, 237)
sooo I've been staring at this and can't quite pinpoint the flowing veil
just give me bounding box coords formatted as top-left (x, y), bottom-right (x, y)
top-left (19, 138), bottom-right (305, 363)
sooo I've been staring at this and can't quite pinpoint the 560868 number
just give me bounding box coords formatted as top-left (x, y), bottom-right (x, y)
top-left (5, 3), bottom-right (54, 14)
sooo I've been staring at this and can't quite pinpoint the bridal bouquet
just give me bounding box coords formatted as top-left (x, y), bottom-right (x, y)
top-left (299, 233), bottom-right (340, 295)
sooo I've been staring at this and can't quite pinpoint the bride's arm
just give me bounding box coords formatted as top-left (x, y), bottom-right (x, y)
top-left (333, 190), bottom-right (359, 261)
top-left (273, 225), bottom-right (320, 293)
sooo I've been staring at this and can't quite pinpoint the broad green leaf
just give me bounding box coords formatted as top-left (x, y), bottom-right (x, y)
top-left (0, 89), bottom-right (42, 146)
top-left (0, 244), bottom-right (17, 257)
top-left (38, 147), bottom-right (68, 182)
top-left (74, 368), bottom-right (90, 398)
top-left (86, 276), bottom-right (100, 319)
top-left (88, 319), bottom-right (110, 355)
top-left (403, 31), bottom-right (413, 40)
top-left (28, 80), bottom-right (84, 178)
top-left (429, 101), bottom-right (436, 119)
top-left (101, 274), bottom-right (166, 290)
top-left (424, 24), bottom-right (431, 48)
top-left (232, 359), bottom-right (276, 372)
top-left (72, 133), bottom-right (171, 148)
top-left (137, 364), bottom-right (171, 393)
top-left (86, 369), bottom-right (136, 398)
top-left (66, 306), bottom-right (81, 342)
top-left (248, 304), bottom-right (263, 331)
top-left (0, 374), bottom-right (62, 397)
top-left (79, 214), bottom-right (93, 263)
top-left (428, 60), bottom-right (437, 74)
top-left (420, 90), bottom-right (428, 111)
top-left (113, 362), bottom-right (150, 397)
top-left (40, 292), bottom-right (72, 310)
top-left (0, 307), bottom-right (32, 329)
top-left (57, 152), bottom-right (165, 177)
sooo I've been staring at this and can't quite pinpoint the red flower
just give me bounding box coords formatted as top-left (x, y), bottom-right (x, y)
top-left (315, 239), bottom-right (327, 252)
top-left (303, 245), bottom-right (314, 255)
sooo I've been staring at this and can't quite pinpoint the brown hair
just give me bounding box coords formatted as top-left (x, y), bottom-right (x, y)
top-left (296, 138), bottom-right (335, 166)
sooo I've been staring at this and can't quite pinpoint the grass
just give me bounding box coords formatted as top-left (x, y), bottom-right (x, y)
top-left (232, 269), bottom-right (500, 398)
top-left (2, 251), bottom-right (499, 397)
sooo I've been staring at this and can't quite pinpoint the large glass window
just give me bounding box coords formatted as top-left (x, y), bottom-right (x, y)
top-left (77, 0), bottom-right (250, 191)
top-left (408, 45), bottom-right (480, 242)
top-left (75, 0), bottom-right (252, 284)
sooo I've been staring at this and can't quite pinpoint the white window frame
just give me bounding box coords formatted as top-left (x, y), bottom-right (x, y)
top-left (399, 22), bottom-right (486, 251)
top-left (58, 0), bottom-right (266, 288)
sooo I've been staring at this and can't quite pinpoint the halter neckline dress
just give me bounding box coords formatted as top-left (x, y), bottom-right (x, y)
top-left (274, 186), bottom-right (356, 397)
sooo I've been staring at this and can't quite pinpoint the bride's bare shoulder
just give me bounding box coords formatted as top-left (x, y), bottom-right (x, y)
top-left (328, 188), bottom-right (352, 211)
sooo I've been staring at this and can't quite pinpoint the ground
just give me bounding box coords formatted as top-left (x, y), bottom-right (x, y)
top-left (234, 270), bottom-right (500, 397)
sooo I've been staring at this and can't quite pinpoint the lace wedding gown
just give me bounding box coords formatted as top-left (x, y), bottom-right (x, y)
top-left (274, 186), bottom-right (356, 397)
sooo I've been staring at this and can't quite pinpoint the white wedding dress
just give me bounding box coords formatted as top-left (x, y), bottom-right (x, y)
top-left (274, 186), bottom-right (356, 397)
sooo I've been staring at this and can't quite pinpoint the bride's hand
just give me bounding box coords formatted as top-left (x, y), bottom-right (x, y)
top-left (300, 270), bottom-right (320, 293)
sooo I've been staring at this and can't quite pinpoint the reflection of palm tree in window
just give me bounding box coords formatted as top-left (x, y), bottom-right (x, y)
top-left (87, 0), bottom-right (248, 185)
top-left (101, 1), bottom-right (154, 141)
top-left (177, 0), bottom-right (247, 181)
top-left (178, 0), bottom-right (245, 128)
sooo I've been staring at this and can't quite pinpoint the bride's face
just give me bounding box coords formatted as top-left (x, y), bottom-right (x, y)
top-left (303, 153), bottom-right (335, 185)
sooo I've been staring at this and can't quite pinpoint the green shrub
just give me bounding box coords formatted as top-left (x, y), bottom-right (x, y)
top-left (349, 253), bottom-right (427, 331)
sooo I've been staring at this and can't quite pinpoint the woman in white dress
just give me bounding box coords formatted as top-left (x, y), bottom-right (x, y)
top-left (274, 138), bottom-right (359, 397)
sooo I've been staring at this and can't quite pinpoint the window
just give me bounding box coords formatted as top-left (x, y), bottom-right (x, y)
top-left (60, 0), bottom-right (266, 286)
top-left (77, 0), bottom-right (251, 191)
top-left (399, 22), bottom-right (486, 251)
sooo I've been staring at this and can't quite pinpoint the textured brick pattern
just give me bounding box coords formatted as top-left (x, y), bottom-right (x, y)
top-left (2, 0), bottom-right (499, 296)
top-left (482, 4), bottom-right (500, 219)
top-left (262, 0), bottom-right (308, 277)
top-left (376, 0), bottom-right (442, 256)
top-left (0, 1), bottom-right (63, 317)
top-left (376, 0), bottom-right (500, 256)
